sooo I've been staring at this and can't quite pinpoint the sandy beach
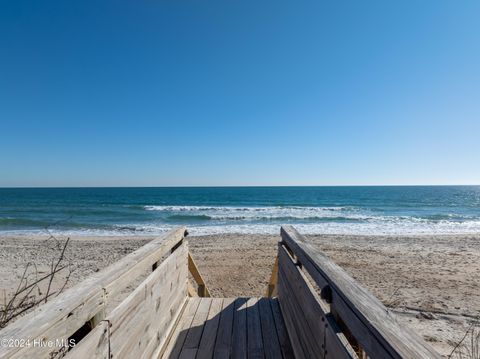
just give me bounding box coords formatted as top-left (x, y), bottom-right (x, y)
top-left (0, 232), bottom-right (478, 356)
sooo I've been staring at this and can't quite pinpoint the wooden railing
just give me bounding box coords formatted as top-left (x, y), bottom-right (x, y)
top-left (1, 225), bottom-right (441, 359)
top-left (276, 225), bottom-right (441, 359)
top-left (0, 227), bottom-right (188, 359)
top-left (188, 253), bottom-right (211, 298)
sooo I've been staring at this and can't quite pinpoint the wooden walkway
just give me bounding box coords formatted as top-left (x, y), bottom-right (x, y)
top-left (0, 226), bottom-right (441, 359)
top-left (162, 298), bottom-right (294, 359)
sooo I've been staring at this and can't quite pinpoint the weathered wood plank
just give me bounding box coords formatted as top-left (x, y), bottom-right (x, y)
top-left (213, 298), bottom-right (235, 359)
top-left (111, 242), bottom-right (186, 333)
top-left (278, 265), bottom-right (321, 359)
top-left (277, 283), bottom-right (307, 359)
top-left (179, 298), bottom-right (212, 357)
top-left (109, 243), bottom-right (188, 358)
top-left (324, 313), bottom-right (357, 359)
top-left (246, 298), bottom-right (264, 359)
top-left (278, 245), bottom-right (328, 352)
top-left (266, 256), bottom-right (279, 297)
top-left (197, 298), bottom-right (223, 359)
top-left (67, 241), bottom-right (188, 359)
top-left (148, 297), bottom-right (188, 359)
top-left (187, 281), bottom-right (197, 297)
top-left (280, 225), bottom-right (441, 359)
top-left (258, 298), bottom-right (282, 359)
top-left (269, 298), bottom-right (295, 359)
top-left (0, 227), bottom-right (187, 359)
top-left (162, 296), bottom-right (297, 359)
top-left (144, 250), bottom-right (189, 359)
top-left (231, 298), bottom-right (247, 359)
top-left (178, 348), bottom-right (197, 359)
top-left (65, 321), bottom-right (109, 359)
top-left (163, 298), bottom-right (201, 359)
top-left (188, 253), bottom-right (211, 297)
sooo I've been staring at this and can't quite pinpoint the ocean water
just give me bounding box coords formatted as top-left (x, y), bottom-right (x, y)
top-left (0, 186), bottom-right (479, 236)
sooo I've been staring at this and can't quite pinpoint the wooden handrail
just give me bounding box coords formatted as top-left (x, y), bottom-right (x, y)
top-left (0, 227), bottom-right (188, 358)
top-left (266, 255), bottom-right (279, 297)
top-left (280, 225), bottom-right (441, 359)
top-left (188, 252), bottom-right (211, 297)
top-left (66, 239), bottom-right (189, 359)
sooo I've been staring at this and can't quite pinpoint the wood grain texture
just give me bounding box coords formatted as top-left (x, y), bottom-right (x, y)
top-left (246, 298), bottom-right (264, 359)
top-left (258, 298), bottom-right (282, 359)
top-left (66, 241), bottom-right (188, 359)
top-left (188, 253), bottom-right (211, 297)
top-left (269, 298), bottom-right (295, 359)
top-left (213, 298), bottom-right (235, 359)
top-left (0, 228), bottom-right (187, 359)
top-left (196, 298), bottom-right (223, 359)
top-left (324, 313), bottom-right (358, 359)
top-left (278, 265), bottom-right (321, 359)
top-left (266, 256), bottom-right (279, 297)
top-left (280, 225), bottom-right (441, 359)
top-left (111, 243), bottom-right (188, 358)
top-left (65, 321), bottom-right (110, 359)
top-left (163, 298), bottom-right (201, 359)
top-left (231, 298), bottom-right (247, 359)
top-left (179, 297), bottom-right (212, 358)
top-left (278, 245), bottom-right (328, 353)
top-left (277, 273), bottom-right (307, 359)
top-left (162, 297), bottom-right (294, 359)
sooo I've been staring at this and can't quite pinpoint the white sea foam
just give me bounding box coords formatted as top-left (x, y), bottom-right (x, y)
top-left (144, 205), bottom-right (363, 220)
top-left (144, 205), bottom-right (346, 211)
top-left (9, 217), bottom-right (480, 237)
top-left (4, 206), bottom-right (480, 237)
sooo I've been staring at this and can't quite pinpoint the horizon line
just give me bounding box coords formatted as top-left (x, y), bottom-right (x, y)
top-left (0, 184), bottom-right (479, 189)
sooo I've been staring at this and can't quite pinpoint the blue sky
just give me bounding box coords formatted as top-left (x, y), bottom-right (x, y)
top-left (0, 1), bottom-right (479, 186)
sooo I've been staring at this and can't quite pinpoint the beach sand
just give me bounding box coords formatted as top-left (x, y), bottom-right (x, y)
top-left (0, 232), bottom-right (478, 356)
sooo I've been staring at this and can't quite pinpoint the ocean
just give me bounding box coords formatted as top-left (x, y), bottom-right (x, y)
top-left (0, 186), bottom-right (479, 236)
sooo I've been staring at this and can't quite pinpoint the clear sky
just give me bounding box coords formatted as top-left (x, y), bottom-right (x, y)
top-left (1, 1), bottom-right (479, 187)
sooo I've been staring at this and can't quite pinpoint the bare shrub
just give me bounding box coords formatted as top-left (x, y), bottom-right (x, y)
top-left (0, 229), bottom-right (74, 328)
top-left (450, 321), bottom-right (480, 359)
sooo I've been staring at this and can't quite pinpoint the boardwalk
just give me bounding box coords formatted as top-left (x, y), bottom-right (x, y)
top-left (162, 297), bottom-right (293, 359)
top-left (0, 226), bottom-right (441, 359)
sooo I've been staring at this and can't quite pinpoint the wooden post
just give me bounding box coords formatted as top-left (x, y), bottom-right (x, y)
top-left (188, 252), bottom-right (211, 297)
top-left (187, 281), bottom-right (197, 297)
top-left (266, 255), bottom-right (279, 297)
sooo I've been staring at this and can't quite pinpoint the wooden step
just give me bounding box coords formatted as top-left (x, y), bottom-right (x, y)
top-left (161, 297), bottom-right (295, 359)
